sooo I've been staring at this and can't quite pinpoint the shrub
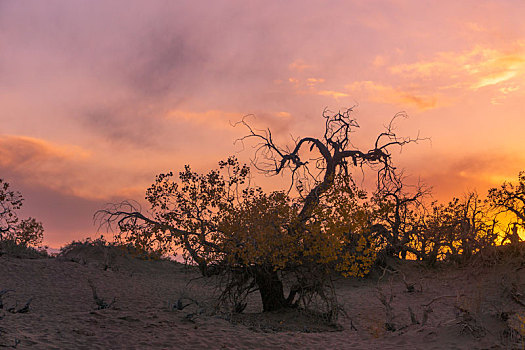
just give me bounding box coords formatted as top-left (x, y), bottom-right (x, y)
top-left (0, 179), bottom-right (45, 257)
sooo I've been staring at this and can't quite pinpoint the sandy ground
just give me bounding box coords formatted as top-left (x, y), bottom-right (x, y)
top-left (1, 248), bottom-right (525, 349)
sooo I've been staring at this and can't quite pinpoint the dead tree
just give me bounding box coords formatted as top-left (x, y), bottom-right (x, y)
top-left (96, 108), bottom-right (422, 314)
top-left (236, 108), bottom-right (422, 226)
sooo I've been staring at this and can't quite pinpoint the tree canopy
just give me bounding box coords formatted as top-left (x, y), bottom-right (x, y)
top-left (98, 108), bottom-right (419, 316)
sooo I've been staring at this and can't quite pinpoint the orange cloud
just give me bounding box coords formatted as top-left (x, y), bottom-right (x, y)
top-left (346, 81), bottom-right (438, 110)
top-left (500, 86), bottom-right (520, 94)
top-left (288, 59), bottom-right (313, 72)
top-left (306, 78), bottom-right (325, 87)
top-left (373, 55), bottom-right (387, 67)
top-left (164, 109), bottom-right (297, 144)
top-left (0, 135), bottom-right (156, 201)
top-left (317, 90), bottom-right (349, 100)
top-left (0, 135), bottom-right (90, 168)
top-left (0, 135), bottom-right (95, 197)
top-left (164, 109), bottom-right (244, 130)
top-left (464, 22), bottom-right (486, 33)
top-left (276, 111), bottom-right (291, 118)
top-left (285, 76), bottom-right (349, 101)
top-left (389, 45), bottom-right (525, 93)
top-left (409, 151), bottom-right (525, 201)
top-left (164, 109), bottom-right (295, 133)
top-left (470, 55), bottom-right (525, 89)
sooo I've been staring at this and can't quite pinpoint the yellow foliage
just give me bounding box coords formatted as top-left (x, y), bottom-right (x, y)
top-left (124, 157), bottom-right (376, 278)
top-left (219, 191), bottom-right (298, 269)
top-left (218, 175), bottom-right (376, 277)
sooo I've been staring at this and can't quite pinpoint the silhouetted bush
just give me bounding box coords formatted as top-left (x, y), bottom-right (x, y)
top-left (0, 238), bottom-right (48, 259)
top-left (372, 179), bottom-right (523, 265)
top-left (0, 179), bottom-right (46, 258)
top-left (58, 236), bottom-right (166, 268)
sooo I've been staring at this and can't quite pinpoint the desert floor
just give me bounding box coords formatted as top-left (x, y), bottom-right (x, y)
top-left (1, 246), bottom-right (525, 349)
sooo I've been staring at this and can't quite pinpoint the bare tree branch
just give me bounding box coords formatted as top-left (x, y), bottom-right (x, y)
top-left (235, 108), bottom-right (425, 223)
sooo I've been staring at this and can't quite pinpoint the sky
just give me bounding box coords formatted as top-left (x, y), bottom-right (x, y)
top-left (1, 0), bottom-right (525, 247)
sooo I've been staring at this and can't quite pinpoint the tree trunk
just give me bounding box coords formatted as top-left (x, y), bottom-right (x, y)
top-left (254, 268), bottom-right (288, 312)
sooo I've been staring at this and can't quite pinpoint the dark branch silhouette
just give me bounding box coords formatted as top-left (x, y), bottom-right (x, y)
top-left (234, 107), bottom-right (425, 224)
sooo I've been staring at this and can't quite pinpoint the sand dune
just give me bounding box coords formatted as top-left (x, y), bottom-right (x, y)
top-left (1, 248), bottom-right (524, 349)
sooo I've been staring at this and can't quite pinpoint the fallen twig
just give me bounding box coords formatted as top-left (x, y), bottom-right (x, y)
top-left (87, 279), bottom-right (116, 310)
top-left (14, 298), bottom-right (32, 314)
top-left (408, 306), bottom-right (419, 325)
top-left (422, 294), bottom-right (464, 308)
top-left (421, 306), bottom-right (432, 326)
top-left (0, 289), bottom-right (14, 309)
top-left (377, 287), bottom-right (396, 331)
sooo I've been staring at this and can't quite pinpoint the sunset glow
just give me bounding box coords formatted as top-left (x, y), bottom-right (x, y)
top-left (2, 0), bottom-right (525, 247)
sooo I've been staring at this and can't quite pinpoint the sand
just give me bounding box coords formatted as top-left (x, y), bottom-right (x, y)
top-left (1, 248), bottom-right (524, 349)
